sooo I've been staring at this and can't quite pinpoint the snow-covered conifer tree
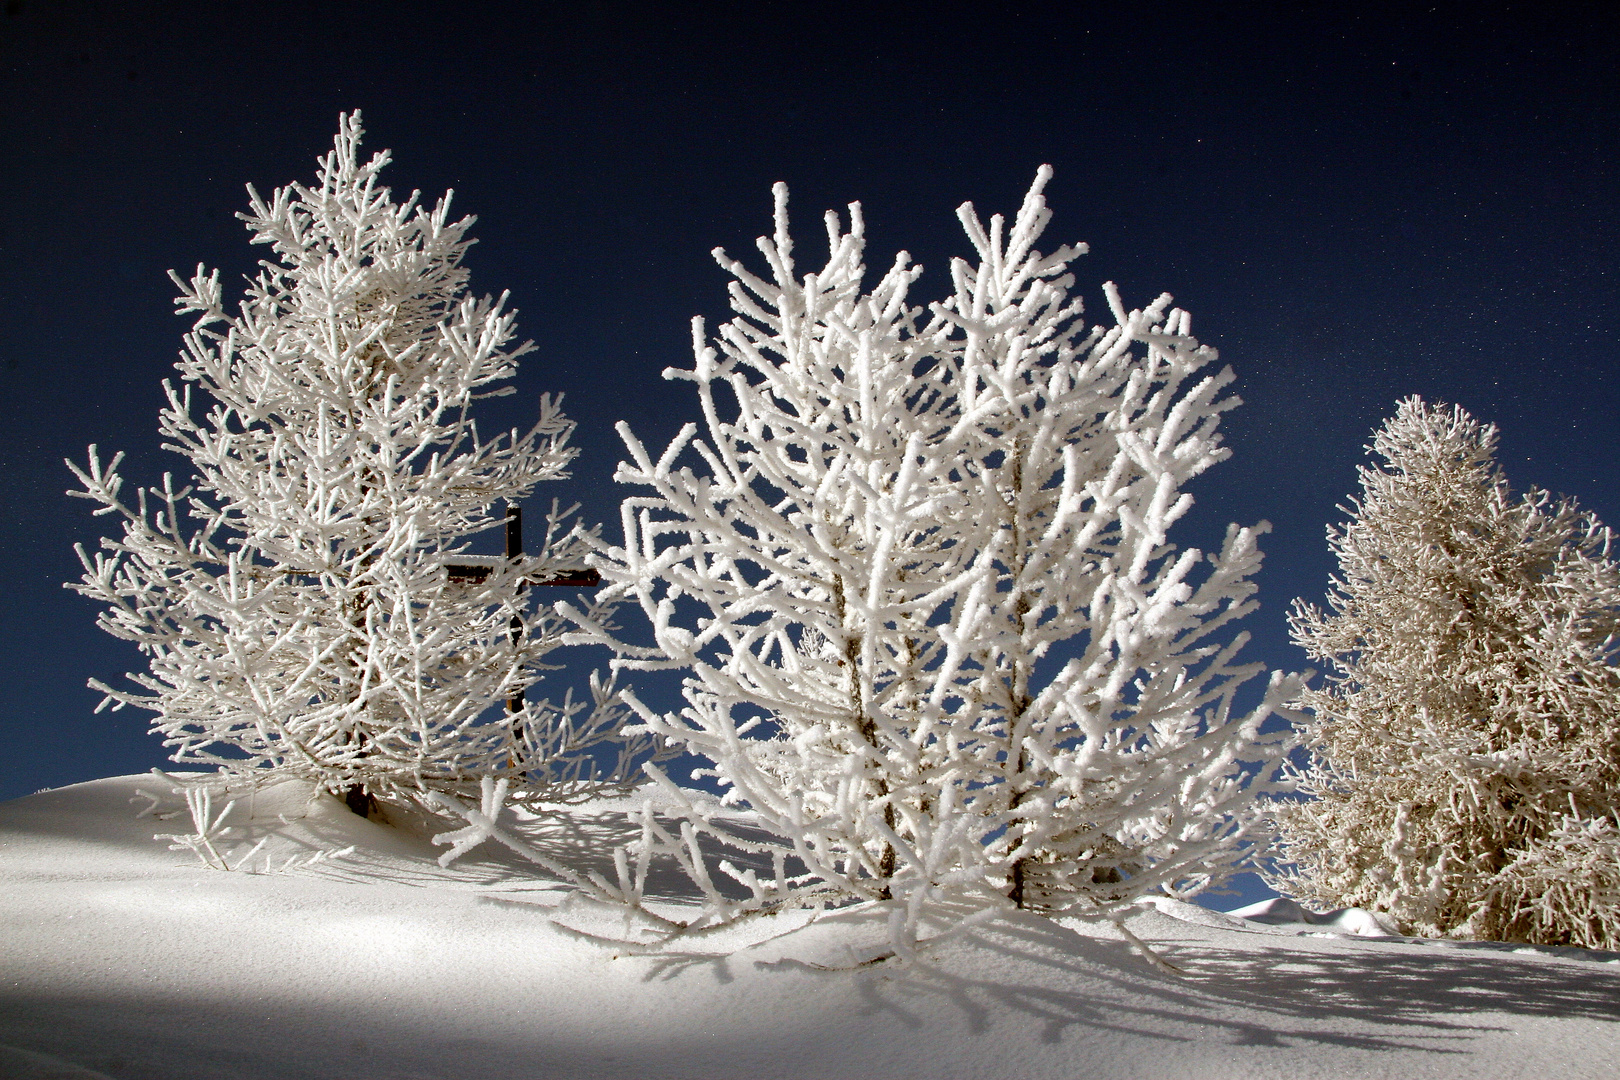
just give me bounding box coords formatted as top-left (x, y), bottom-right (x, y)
top-left (567, 169), bottom-right (1298, 936)
top-left (69, 113), bottom-right (642, 814)
top-left (933, 172), bottom-right (1299, 913)
top-left (1273, 398), bottom-right (1620, 948)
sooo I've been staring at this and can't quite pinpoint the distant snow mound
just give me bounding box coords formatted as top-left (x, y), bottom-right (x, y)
top-left (1133, 895), bottom-right (1257, 932)
top-left (1228, 897), bottom-right (1398, 936)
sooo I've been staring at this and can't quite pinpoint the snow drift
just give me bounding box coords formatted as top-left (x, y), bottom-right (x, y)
top-left (2, 775), bottom-right (1618, 1079)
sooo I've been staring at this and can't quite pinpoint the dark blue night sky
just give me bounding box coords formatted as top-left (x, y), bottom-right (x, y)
top-left (2, 0), bottom-right (1616, 802)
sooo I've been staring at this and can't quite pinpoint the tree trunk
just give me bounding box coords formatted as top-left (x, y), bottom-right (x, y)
top-left (342, 784), bottom-right (377, 819)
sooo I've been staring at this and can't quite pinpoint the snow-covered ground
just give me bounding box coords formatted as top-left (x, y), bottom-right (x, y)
top-left (3, 776), bottom-right (1617, 1079)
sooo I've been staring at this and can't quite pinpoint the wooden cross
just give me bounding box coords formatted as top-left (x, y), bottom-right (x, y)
top-left (444, 506), bottom-right (600, 718)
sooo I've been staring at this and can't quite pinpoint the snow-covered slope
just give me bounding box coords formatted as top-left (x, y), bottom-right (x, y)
top-left (3, 776), bottom-right (1618, 1079)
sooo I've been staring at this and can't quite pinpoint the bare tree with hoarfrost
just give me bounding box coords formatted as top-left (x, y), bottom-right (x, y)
top-left (1272, 398), bottom-right (1620, 948)
top-left (69, 113), bottom-right (644, 815)
top-left (565, 168), bottom-right (1299, 940)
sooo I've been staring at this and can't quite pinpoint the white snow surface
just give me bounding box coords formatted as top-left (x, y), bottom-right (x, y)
top-left (3, 775), bottom-right (1618, 1079)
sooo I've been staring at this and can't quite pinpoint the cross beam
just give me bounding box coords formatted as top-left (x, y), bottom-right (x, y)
top-left (444, 506), bottom-right (601, 587)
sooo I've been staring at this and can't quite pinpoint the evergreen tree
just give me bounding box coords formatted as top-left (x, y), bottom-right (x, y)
top-left (69, 114), bottom-right (640, 813)
top-left (1273, 397), bottom-right (1620, 948)
top-left (567, 170), bottom-right (1297, 938)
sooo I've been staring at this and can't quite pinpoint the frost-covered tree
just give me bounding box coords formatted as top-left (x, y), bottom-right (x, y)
top-left (567, 169), bottom-right (1298, 938)
top-left (1272, 398), bottom-right (1620, 948)
top-left (69, 113), bottom-right (641, 814)
top-left (934, 173), bottom-right (1299, 914)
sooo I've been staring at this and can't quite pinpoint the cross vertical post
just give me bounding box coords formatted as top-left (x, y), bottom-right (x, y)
top-left (506, 504), bottom-right (523, 719)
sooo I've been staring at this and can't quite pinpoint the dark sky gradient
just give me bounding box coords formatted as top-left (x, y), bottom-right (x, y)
top-left (2, 0), bottom-right (1616, 806)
